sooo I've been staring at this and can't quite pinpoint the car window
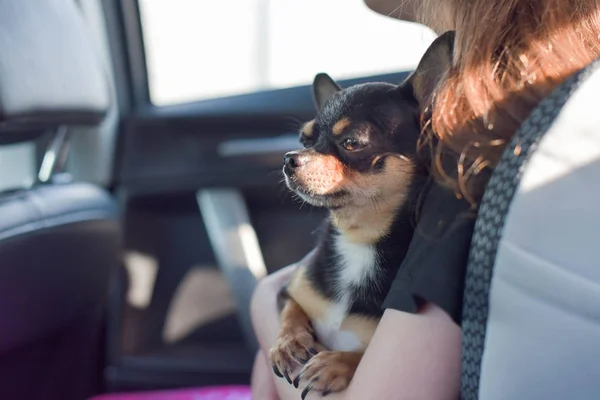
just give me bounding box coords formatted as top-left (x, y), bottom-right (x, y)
top-left (138, 0), bottom-right (437, 106)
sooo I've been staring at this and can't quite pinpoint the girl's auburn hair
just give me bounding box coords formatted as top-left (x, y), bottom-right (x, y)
top-left (416, 0), bottom-right (600, 205)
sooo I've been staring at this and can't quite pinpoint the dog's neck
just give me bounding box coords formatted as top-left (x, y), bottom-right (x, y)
top-left (329, 193), bottom-right (410, 245)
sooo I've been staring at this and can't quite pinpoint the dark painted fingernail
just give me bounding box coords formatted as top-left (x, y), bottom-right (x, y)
top-left (272, 365), bottom-right (283, 378)
top-left (301, 386), bottom-right (312, 400)
top-left (309, 348), bottom-right (318, 355)
top-left (284, 370), bottom-right (292, 384)
top-left (322, 389), bottom-right (332, 397)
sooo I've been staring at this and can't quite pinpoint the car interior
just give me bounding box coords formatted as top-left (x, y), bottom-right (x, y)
top-left (1, 1), bottom-right (599, 400)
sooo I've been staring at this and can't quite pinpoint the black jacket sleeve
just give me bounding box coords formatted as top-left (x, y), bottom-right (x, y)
top-left (382, 180), bottom-right (476, 325)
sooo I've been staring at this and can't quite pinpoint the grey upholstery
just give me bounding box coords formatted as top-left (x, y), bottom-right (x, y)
top-left (461, 60), bottom-right (600, 399)
top-left (0, 180), bottom-right (120, 349)
top-left (0, 0), bottom-right (109, 134)
top-left (0, 1), bottom-right (119, 399)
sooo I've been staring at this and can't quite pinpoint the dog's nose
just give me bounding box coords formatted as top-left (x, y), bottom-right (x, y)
top-left (284, 151), bottom-right (301, 170)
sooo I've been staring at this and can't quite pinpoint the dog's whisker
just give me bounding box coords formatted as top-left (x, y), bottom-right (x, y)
top-left (283, 116), bottom-right (304, 131)
top-left (268, 169), bottom-right (285, 177)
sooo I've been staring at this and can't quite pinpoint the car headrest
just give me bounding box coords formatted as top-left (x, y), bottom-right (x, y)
top-left (0, 0), bottom-right (110, 139)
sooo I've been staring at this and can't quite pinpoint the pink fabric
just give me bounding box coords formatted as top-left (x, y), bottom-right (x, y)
top-left (89, 386), bottom-right (251, 400)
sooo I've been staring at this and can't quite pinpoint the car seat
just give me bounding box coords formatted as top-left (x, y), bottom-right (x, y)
top-left (461, 59), bottom-right (600, 399)
top-left (0, 1), bottom-right (121, 399)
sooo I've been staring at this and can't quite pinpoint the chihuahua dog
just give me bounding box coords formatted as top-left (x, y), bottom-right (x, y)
top-left (271, 31), bottom-right (455, 399)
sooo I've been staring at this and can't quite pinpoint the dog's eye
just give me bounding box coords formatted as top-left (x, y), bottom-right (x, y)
top-left (342, 138), bottom-right (365, 152)
top-left (300, 136), bottom-right (313, 149)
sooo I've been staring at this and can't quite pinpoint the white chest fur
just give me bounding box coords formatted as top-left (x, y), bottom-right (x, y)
top-left (313, 234), bottom-right (379, 351)
top-left (334, 235), bottom-right (380, 290)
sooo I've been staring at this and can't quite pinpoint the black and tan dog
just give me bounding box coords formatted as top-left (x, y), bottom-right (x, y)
top-left (271, 32), bottom-right (455, 399)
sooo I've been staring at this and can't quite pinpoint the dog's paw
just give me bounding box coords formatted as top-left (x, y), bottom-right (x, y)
top-left (293, 351), bottom-right (361, 399)
top-left (269, 326), bottom-right (318, 384)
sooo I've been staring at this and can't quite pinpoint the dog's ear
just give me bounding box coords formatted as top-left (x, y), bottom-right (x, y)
top-left (312, 73), bottom-right (342, 111)
top-left (396, 31), bottom-right (455, 111)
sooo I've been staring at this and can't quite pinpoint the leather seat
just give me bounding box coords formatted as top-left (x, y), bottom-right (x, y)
top-left (0, 1), bottom-right (121, 399)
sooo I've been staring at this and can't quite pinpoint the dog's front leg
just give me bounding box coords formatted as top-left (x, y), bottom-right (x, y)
top-left (269, 295), bottom-right (318, 384)
top-left (294, 350), bottom-right (362, 399)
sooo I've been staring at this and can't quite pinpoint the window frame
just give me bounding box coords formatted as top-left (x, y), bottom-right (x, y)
top-left (103, 0), bottom-right (150, 113)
